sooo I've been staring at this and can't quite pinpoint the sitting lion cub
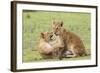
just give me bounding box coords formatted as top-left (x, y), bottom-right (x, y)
top-left (38, 32), bottom-right (64, 59)
top-left (52, 20), bottom-right (87, 57)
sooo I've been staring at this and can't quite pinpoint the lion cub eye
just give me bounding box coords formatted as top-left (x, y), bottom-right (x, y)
top-left (50, 35), bottom-right (53, 39)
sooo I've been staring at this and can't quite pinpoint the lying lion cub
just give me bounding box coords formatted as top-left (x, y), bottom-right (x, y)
top-left (52, 20), bottom-right (87, 57)
top-left (38, 32), bottom-right (64, 59)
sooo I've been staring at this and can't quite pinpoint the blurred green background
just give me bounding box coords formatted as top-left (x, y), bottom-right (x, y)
top-left (22, 10), bottom-right (91, 62)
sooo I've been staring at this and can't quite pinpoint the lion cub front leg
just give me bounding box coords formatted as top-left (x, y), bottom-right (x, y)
top-left (57, 48), bottom-right (64, 60)
top-left (52, 48), bottom-right (63, 60)
top-left (66, 49), bottom-right (78, 58)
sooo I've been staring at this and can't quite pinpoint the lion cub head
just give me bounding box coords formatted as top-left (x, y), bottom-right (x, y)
top-left (52, 20), bottom-right (63, 35)
top-left (38, 32), bottom-right (59, 58)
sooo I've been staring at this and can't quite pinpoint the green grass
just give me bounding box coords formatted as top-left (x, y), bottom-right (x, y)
top-left (22, 10), bottom-right (91, 62)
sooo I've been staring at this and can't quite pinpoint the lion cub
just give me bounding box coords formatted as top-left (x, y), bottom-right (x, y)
top-left (38, 32), bottom-right (64, 59)
top-left (52, 20), bottom-right (87, 57)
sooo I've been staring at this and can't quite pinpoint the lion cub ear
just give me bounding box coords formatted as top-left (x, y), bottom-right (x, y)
top-left (41, 32), bottom-right (44, 38)
top-left (60, 21), bottom-right (63, 27)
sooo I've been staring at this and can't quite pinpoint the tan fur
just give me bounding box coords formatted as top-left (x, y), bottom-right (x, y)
top-left (52, 20), bottom-right (87, 57)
